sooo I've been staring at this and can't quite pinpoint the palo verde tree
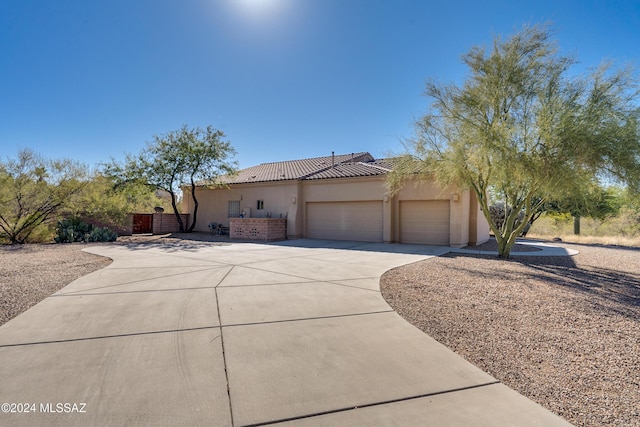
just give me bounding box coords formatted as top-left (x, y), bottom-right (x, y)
top-left (104, 125), bottom-right (237, 232)
top-left (0, 149), bottom-right (88, 244)
top-left (389, 25), bottom-right (640, 257)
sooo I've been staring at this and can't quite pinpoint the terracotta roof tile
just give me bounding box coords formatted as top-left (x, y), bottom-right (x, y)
top-left (305, 160), bottom-right (392, 180)
top-left (222, 152), bottom-right (386, 184)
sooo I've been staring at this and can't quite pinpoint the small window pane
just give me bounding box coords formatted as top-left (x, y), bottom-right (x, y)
top-left (228, 200), bottom-right (241, 218)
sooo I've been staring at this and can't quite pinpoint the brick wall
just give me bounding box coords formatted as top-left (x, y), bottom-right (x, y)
top-left (152, 213), bottom-right (190, 234)
top-left (229, 218), bottom-right (287, 241)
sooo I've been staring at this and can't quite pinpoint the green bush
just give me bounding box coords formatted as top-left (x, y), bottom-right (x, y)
top-left (54, 218), bottom-right (118, 243)
top-left (86, 227), bottom-right (118, 242)
top-left (55, 226), bottom-right (76, 244)
top-left (55, 218), bottom-right (89, 243)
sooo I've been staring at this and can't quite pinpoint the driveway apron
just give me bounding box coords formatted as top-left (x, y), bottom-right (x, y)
top-left (0, 239), bottom-right (572, 426)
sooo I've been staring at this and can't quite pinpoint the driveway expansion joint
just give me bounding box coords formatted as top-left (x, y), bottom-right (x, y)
top-left (215, 285), bottom-right (236, 426)
top-left (55, 266), bottom-right (229, 295)
top-left (221, 310), bottom-right (395, 328)
top-left (215, 264), bottom-right (236, 288)
top-left (50, 285), bottom-right (220, 297)
top-left (239, 381), bottom-right (503, 427)
top-left (324, 279), bottom-right (382, 292)
top-left (0, 325), bottom-right (220, 348)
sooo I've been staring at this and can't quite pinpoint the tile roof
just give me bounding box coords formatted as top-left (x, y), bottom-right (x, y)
top-left (219, 152), bottom-right (394, 184)
top-left (305, 159), bottom-right (393, 180)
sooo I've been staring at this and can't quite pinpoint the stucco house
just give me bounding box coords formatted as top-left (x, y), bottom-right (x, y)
top-left (183, 152), bottom-right (490, 247)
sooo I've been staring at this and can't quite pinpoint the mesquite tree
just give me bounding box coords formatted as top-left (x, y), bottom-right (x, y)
top-left (104, 125), bottom-right (237, 232)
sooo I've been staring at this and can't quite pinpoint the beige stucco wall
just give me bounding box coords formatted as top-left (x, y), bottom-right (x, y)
top-left (184, 181), bottom-right (302, 237)
top-left (450, 189), bottom-right (471, 248)
top-left (302, 177), bottom-right (390, 241)
top-left (471, 191), bottom-right (491, 245)
top-left (184, 175), bottom-right (489, 247)
top-left (392, 178), bottom-right (469, 246)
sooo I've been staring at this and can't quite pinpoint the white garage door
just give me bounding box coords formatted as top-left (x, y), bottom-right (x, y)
top-left (306, 201), bottom-right (383, 242)
top-left (400, 200), bottom-right (450, 245)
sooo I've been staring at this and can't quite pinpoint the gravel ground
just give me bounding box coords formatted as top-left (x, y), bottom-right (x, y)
top-left (0, 243), bottom-right (112, 326)
top-left (381, 241), bottom-right (640, 427)
top-left (0, 233), bottom-right (228, 326)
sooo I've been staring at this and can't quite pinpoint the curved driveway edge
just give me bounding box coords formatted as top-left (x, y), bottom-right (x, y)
top-left (0, 239), bottom-right (572, 426)
top-left (450, 239), bottom-right (580, 257)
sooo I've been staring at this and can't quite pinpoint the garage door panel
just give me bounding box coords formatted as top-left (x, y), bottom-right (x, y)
top-left (400, 200), bottom-right (450, 245)
top-left (306, 202), bottom-right (383, 242)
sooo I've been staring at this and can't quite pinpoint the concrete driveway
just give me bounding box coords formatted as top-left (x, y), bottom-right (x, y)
top-left (0, 239), bottom-right (571, 426)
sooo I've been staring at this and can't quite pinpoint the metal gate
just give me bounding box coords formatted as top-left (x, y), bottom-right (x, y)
top-left (132, 214), bottom-right (153, 234)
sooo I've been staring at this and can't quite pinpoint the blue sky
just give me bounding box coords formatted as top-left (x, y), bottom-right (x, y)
top-left (1, 0), bottom-right (638, 169)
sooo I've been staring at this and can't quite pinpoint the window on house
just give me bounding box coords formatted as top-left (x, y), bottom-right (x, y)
top-left (257, 200), bottom-right (264, 210)
top-left (228, 200), bottom-right (241, 218)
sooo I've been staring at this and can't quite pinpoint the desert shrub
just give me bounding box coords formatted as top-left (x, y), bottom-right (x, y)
top-left (55, 226), bottom-right (76, 244)
top-left (86, 227), bottom-right (118, 242)
top-left (54, 218), bottom-right (117, 243)
top-left (55, 218), bottom-right (91, 243)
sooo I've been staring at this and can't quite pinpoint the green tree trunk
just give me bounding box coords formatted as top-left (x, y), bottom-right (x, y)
top-left (573, 215), bottom-right (581, 235)
top-left (497, 234), bottom-right (517, 258)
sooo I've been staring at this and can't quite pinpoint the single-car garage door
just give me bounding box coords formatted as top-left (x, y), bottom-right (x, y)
top-left (306, 201), bottom-right (383, 242)
top-left (400, 200), bottom-right (450, 245)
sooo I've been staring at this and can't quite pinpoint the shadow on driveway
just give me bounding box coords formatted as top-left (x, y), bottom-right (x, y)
top-left (114, 233), bottom-right (450, 256)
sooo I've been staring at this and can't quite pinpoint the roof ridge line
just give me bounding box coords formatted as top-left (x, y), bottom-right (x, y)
top-left (258, 151), bottom-right (369, 166)
top-left (358, 162), bottom-right (392, 172)
top-left (298, 163), bottom-right (336, 180)
top-left (299, 154), bottom-right (368, 179)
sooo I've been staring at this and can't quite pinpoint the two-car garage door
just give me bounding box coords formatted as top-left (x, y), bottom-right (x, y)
top-left (306, 201), bottom-right (383, 242)
top-left (305, 200), bottom-right (451, 245)
top-left (399, 200), bottom-right (450, 245)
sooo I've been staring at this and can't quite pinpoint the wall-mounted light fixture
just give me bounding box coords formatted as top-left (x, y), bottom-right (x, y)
top-left (291, 196), bottom-right (297, 204)
top-left (451, 194), bottom-right (459, 202)
top-left (383, 195), bottom-right (389, 203)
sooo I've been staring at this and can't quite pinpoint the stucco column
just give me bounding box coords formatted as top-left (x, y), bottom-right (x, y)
top-left (288, 180), bottom-right (304, 239)
top-left (383, 192), bottom-right (393, 243)
top-left (449, 189), bottom-right (471, 247)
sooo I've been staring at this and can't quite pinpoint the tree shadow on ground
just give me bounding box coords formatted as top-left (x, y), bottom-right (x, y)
top-left (446, 252), bottom-right (640, 319)
top-left (525, 260), bottom-right (640, 316)
top-left (114, 234), bottom-right (449, 256)
top-left (113, 233), bottom-right (232, 252)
